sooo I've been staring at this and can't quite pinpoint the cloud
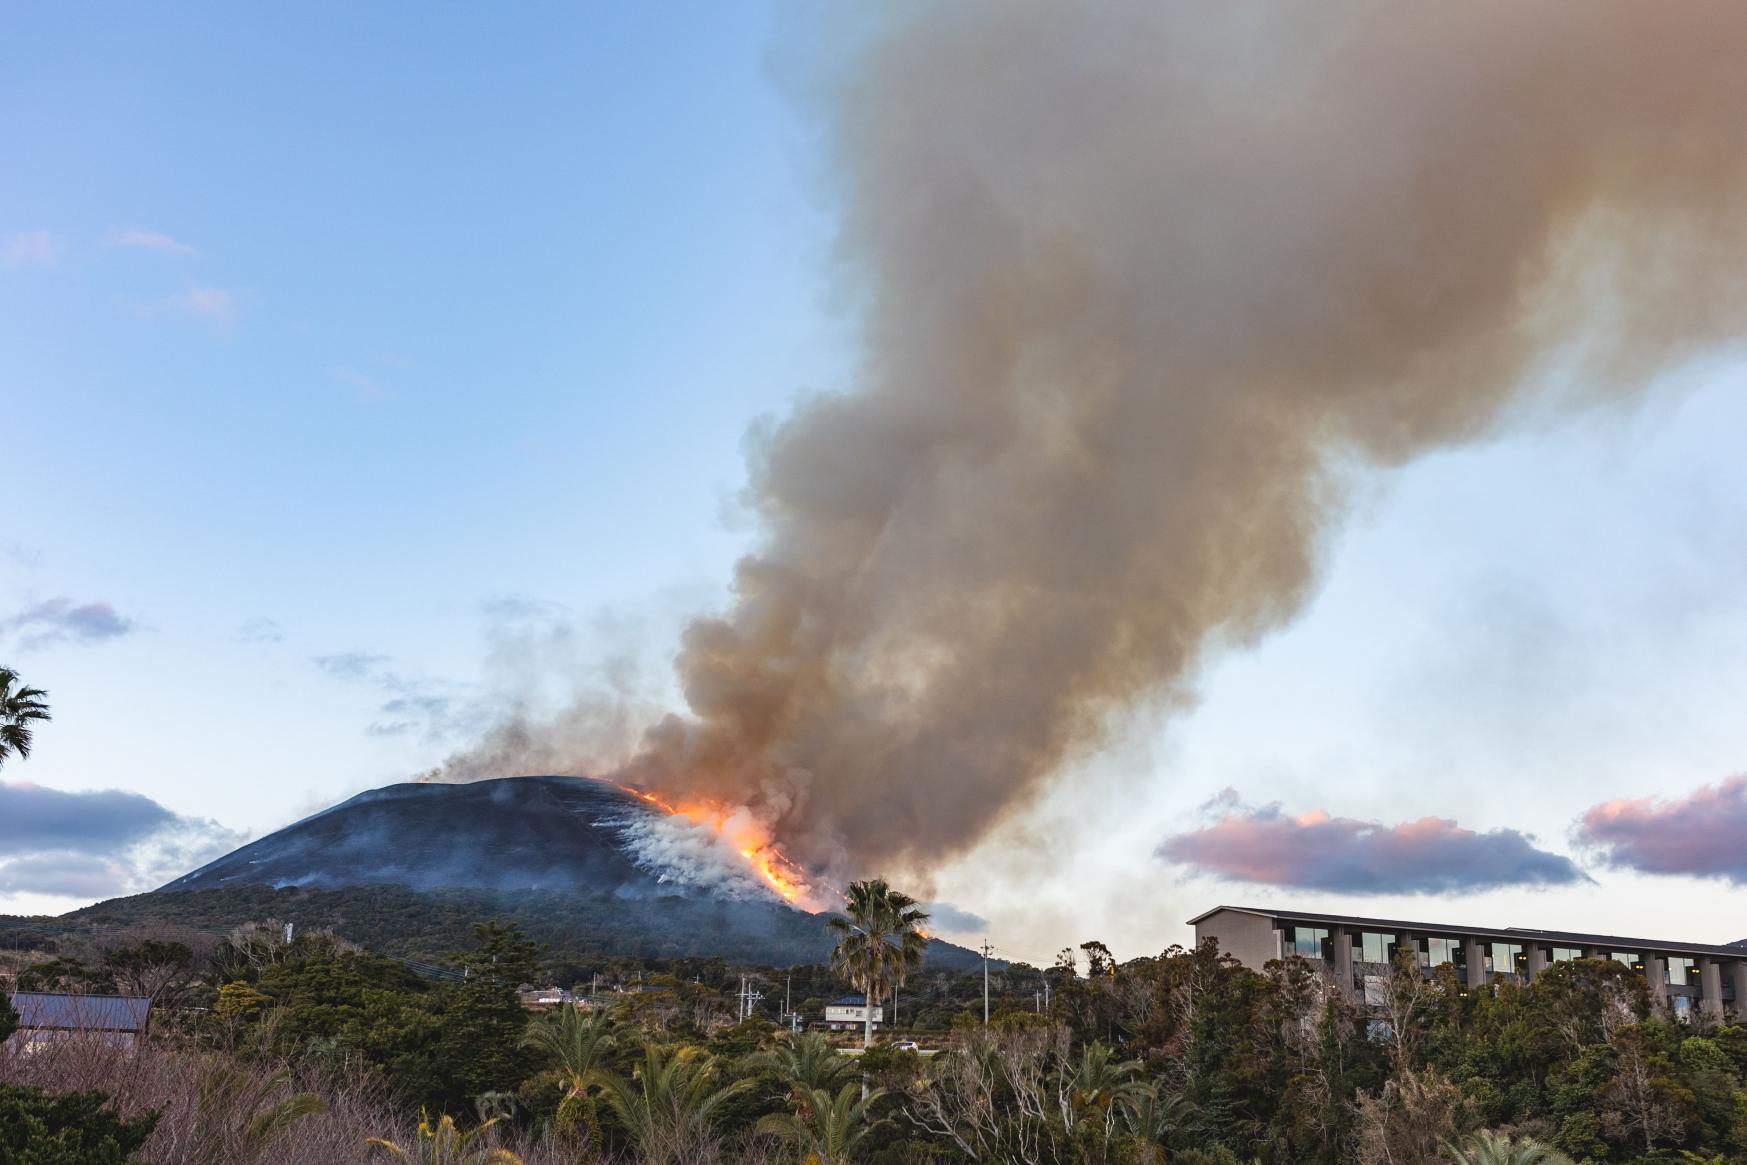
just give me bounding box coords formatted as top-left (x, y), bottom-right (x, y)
top-left (1575, 775), bottom-right (1747, 884)
top-left (148, 285), bottom-right (238, 324)
top-left (237, 617), bottom-right (283, 644)
top-left (106, 227), bottom-right (196, 256)
top-left (0, 781), bottom-right (244, 899)
top-left (0, 598), bottom-right (137, 650)
top-left (2, 230), bottom-right (59, 268)
top-left (922, 900), bottom-right (988, 933)
top-left (313, 649), bottom-right (480, 742)
top-left (0, 542), bottom-right (40, 569)
top-left (336, 366), bottom-right (388, 403)
top-left (312, 651), bottom-right (392, 679)
top-left (478, 597), bottom-right (573, 625)
top-left (1158, 791), bottom-right (1588, 894)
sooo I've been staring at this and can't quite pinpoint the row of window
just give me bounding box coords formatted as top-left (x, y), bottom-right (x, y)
top-left (1282, 928), bottom-right (1718, 987)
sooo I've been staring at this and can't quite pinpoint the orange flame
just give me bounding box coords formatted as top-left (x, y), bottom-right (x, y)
top-left (607, 779), bottom-right (820, 908)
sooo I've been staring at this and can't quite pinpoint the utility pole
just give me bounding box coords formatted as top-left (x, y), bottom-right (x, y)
top-left (784, 973), bottom-right (791, 1019)
top-left (981, 940), bottom-right (994, 1024)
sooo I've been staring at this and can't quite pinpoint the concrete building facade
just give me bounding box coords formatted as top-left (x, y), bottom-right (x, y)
top-left (1191, 905), bottom-right (1747, 1021)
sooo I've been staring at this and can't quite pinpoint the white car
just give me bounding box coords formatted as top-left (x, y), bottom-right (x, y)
top-left (891, 1040), bottom-right (920, 1051)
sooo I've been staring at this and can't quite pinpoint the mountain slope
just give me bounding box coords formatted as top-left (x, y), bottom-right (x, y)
top-left (137, 775), bottom-right (986, 970)
top-left (165, 776), bottom-right (687, 896)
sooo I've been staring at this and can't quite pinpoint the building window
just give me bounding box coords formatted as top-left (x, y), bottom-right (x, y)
top-left (1551, 947), bottom-right (1583, 963)
top-left (1487, 943), bottom-right (1526, 977)
top-left (1672, 995), bottom-right (1695, 1022)
top-left (1423, 937), bottom-right (1464, 969)
top-left (1667, 957), bottom-right (1696, 987)
top-left (1286, 927), bottom-right (1331, 960)
top-left (1360, 932), bottom-right (1396, 964)
top-left (1612, 951), bottom-right (1644, 973)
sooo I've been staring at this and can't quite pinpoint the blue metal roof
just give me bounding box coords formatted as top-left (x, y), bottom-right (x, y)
top-left (828, 995), bottom-right (875, 1006)
top-left (10, 992), bottom-right (152, 1033)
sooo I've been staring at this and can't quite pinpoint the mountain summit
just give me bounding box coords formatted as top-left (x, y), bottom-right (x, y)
top-left (163, 775), bottom-right (779, 901)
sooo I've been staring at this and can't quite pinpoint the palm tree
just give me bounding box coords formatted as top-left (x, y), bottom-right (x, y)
top-left (519, 1006), bottom-right (616, 1143)
top-left (756, 1082), bottom-right (886, 1165)
top-left (1071, 1041), bottom-right (1147, 1139)
top-left (367, 1111), bottom-right (522, 1164)
top-left (826, 879), bottom-right (929, 1048)
top-left (0, 667), bottom-right (50, 770)
top-left (755, 1032), bottom-right (855, 1094)
top-left (1443, 1131), bottom-right (1573, 1165)
top-left (588, 1044), bottom-right (753, 1165)
top-left (1118, 1086), bottom-right (1191, 1162)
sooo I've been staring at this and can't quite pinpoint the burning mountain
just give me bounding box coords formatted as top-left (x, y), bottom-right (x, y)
top-left (161, 776), bottom-right (822, 909)
top-left (436, 3), bottom-right (1747, 886)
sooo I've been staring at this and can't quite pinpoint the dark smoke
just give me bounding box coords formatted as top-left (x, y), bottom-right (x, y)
top-left (440, 2), bottom-right (1747, 882)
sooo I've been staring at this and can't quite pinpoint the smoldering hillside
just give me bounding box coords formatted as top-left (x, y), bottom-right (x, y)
top-left (438, 2), bottom-right (1747, 883)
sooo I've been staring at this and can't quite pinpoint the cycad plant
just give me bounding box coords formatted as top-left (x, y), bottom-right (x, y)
top-left (756, 1082), bottom-right (886, 1165)
top-left (366, 1111), bottom-right (523, 1164)
top-left (0, 667), bottom-right (50, 770)
top-left (756, 1032), bottom-right (854, 1095)
top-left (1069, 1042), bottom-right (1147, 1143)
top-left (1443, 1130), bottom-right (1573, 1165)
top-left (826, 879), bottom-right (930, 1048)
top-left (588, 1044), bottom-right (753, 1165)
top-left (182, 1059), bottom-right (327, 1164)
top-left (520, 1006), bottom-right (616, 1144)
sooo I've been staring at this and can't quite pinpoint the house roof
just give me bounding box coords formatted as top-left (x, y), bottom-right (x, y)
top-left (10, 992), bottom-right (152, 1033)
top-left (1187, 906), bottom-right (1747, 961)
top-left (827, 995), bottom-right (877, 1007)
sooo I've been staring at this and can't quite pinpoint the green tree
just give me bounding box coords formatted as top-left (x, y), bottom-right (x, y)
top-left (826, 879), bottom-right (929, 1048)
top-left (756, 1081), bottom-right (887, 1165)
top-left (589, 1044), bottom-right (753, 1165)
top-left (0, 666), bottom-right (49, 769)
top-left (0, 1083), bottom-right (159, 1164)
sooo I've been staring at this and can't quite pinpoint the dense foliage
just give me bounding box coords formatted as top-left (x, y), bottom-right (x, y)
top-left (5, 916), bottom-right (1747, 1163)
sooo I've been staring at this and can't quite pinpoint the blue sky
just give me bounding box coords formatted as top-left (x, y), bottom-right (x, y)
top-left (4, 5), bottom-right (1747, 960)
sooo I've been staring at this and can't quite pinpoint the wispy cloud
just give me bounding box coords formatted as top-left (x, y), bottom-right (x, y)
top-left (1575, 775), bottom-right (1747, 884)
top-left (106, 227), bottom-right (197, 256)
top-left (0, 542), bottom-right (41, 569)
top-left (142, 285), bottom-right (239, 325)
top-left (312, 651), bottom-right (392, 679)
top-left (3, 230), bottom-right (60, 268)
top-left (0, 598), bottom-right (137, 650)
top-left (238, 617), bottom-right (284, 644)
top-left (312, 650), bottom-right (479, 741)
top-left (1159, 790), bottom-right (1588, 894)
top-left (336, 366), bottom-right (388, 403)
top-left (0, 780), bottom-right (244, 898)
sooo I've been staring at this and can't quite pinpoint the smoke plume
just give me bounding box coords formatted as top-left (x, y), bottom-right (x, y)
top-left (443, 3), bottom-right (1747, 881)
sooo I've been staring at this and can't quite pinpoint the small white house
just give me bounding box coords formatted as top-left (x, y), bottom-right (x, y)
top-left (823, 995), bottom-right (883, 1031)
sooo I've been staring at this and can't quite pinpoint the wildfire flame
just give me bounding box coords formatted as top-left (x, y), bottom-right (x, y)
top-left (607, 780), bottom-right (821, 908)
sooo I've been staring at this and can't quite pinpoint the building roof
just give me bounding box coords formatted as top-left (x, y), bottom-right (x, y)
top-left (827, 995), bottom-right (877, 1007)
top-left (1187, 905), bottom-right (1747, 961)
top-left (10, 992), bottom-right (152, 1033)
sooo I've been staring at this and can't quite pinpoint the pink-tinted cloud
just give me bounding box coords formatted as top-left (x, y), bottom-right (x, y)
top-left (1575, 775), bottom-right (1747, 883)
top-left (1160, 792), bottom-right (1587, 893)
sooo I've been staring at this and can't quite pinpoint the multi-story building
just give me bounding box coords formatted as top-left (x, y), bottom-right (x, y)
top-left (823, 995), bottom-right (884, 1031)
top-left (1191, 905), bottom-right (1747, 1021)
